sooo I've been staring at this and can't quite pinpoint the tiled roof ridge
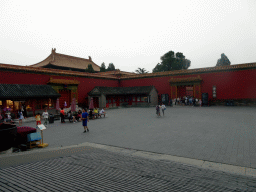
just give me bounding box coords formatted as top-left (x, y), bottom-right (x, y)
top-left (55, 53), bottom-right (91, 62)
top-left (31, 51), bottom-right (100, 68)
top-left (120, 62), bottom-right (256, 79)
top-left (54, 53), bottom-right (100, 68)
top-left (95, 85), bottom-right (154, 89)
top-left (0, 63), bottom-right (117, 79)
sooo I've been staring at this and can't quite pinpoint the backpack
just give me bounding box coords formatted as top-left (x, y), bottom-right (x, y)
top-left (156, 105), bottom-right (159, 110)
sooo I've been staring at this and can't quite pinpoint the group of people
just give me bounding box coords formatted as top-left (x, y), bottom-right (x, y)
top-left (0, 103), bottom-right (27, 125)
top-left (0, 111), bottom-right (14, 124)
top-left (34, 108), bottom-right (49, 126)
top-left (0, 104), bottom-right (106, 134)
top-left (59, 108), bottom-right (82, 123)
top-left (89, 108), bottom-right (106, 119)
top-left (156, 104), bottom-right (166, 117)
top-left (173, 96), bottom-right (202, 106)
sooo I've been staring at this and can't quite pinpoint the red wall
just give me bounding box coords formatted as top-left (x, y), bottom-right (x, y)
top-left (1, 68), bottom-right (256, 102)
top-left (0, 71), bottom-right (118, 104)
top-left (200, 69), bottom-right (256, 100)
top-left (121, 69), bottom-right (256, 100)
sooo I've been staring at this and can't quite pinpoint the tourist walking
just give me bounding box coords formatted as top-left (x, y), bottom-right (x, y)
top-left (42, 108), bottom-right (49, 127)
top-left (156, 105), bottom-right (160, 117)
top-left (60, 108), bottom-right (65, 123)
top-left (82, 108), bottom-right (89, 133)
top-left (18, 109), bottom-right (24, 126)
top-left (161, 103), bottom-right (166, 116)
top-left (22, 103), bottom-right (27, 119)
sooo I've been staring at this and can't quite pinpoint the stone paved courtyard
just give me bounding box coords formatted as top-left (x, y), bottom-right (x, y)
top-left (20, 106), bottom-right (256, 168)
top-left (1, 145), bottom-right (256, 192)
top-left (2, 106), bottom-right (256, 191)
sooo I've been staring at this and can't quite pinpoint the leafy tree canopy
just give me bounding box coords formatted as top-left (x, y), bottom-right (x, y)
top-left (152, 51), bottom-right (191, 73)
top-left (216, 53), bottom-right (231, 66)
top-left (107, 63), bottom-right (115, 71)
top-left (100, 62), bottom-right (106, 72)
top-left (135, 67), bottom-right (149, 74)
top-left (85, 64), bottom-right (95, 73)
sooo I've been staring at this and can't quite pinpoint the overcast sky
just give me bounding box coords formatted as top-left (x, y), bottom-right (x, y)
top-left (0, 0), bottom-right (255, 72)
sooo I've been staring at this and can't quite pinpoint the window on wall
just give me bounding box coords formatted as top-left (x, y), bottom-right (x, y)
top-left (133, 96), bottom-right (135, 102)
top-left (137, 96), bottom-right (141, 102)
top-left (14, 101), bottom-right (20, 111)
top-left (42, 99), bottom-right (49, 109)
top-left (35, 100), bottom-right (41, 110)
top-left (0, 100), bottom-right (2, 106)
top-left (6, 100), bottom-right (13, 111)
top-left (143, 97), bottom-right (148, 102)
top-left (26, 100), bottom-right (33, 111)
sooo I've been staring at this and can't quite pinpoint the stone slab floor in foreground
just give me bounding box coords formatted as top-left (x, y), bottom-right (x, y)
top-left (1, 146), bottom-right (256, 192)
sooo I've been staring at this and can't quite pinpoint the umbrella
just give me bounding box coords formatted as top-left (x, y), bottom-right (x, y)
top-left (56, 98), bottom-right (60, 110)
top-left (71, 98), bottom-right (76, 112)
top-left (89, 97), bottom-right (94, 110)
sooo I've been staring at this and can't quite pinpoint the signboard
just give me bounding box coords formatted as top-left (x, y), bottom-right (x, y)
top-left (37, 124), bottom-right (46, 130)
top-left (213, 86), bottom-right (216, 98)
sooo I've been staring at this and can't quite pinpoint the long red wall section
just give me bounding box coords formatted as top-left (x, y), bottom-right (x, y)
top-left (0, 71), bottom-right (118, 104)
top-left (121, 69), bottom-right (256, 100)
top-left (1, 68), bottom-right (256, 102)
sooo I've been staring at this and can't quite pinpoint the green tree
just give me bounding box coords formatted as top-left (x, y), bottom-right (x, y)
top-left (100, 62), bottom-right (106, 72)
top-left (152, 51), bottom-right (191, 72)
top-left (216, 53), bottom-right (231, 66)
top-left (107, 63), bottom-right (115, 71)
top-left (85, 64), bottom-right (95, 73)
top-left (135, 67), bottom-right (149, 74)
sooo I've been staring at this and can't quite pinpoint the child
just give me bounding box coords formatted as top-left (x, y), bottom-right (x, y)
top-left (199, 99), bottom-right (202, 107)
top-left (82, 108), bottom-right (89, 133)
top-left (35, 113), bottom-right (41, 125)
top-left (18, 109), bottom-right (24, 126)
top-left (42, 108), bottom-right (49, 126)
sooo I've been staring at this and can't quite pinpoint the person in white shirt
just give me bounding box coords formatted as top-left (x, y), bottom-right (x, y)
top-left (99, 108), bottom-right (106, 117)
top-left (42, 109), bottom-right (49, 126)
top-left (161, 104), bottom-right (166, 116)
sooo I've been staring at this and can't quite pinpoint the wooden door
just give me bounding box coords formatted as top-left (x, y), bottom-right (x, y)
top-left (59, 90), bottom-right (71, 108)
top-left (93, 97), bottom-right (99, 108)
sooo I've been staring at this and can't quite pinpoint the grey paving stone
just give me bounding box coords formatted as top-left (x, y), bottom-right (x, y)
top-left (1, 147), bottom-right (256, 191)
top-left (15, 106), bottom-right (256, 169)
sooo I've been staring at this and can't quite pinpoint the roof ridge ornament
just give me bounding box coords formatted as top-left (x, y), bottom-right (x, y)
top-left (89, 56), bottom-right (92, 61)
top-left (51, 48), bottom-right (56, 62)
top-left (52, 48), bottom-right (56, 54)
